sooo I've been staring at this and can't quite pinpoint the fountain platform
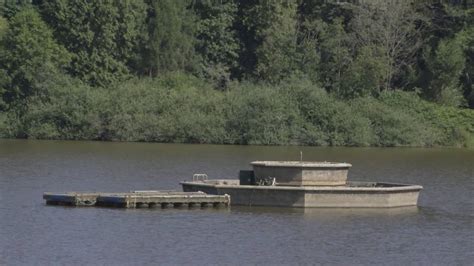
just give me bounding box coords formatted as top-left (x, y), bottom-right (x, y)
top-left (180, 161), bottom-right (422, 208)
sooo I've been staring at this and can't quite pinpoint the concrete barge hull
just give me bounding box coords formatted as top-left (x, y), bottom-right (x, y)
top-left (181, 180), bottom-right (422, 208)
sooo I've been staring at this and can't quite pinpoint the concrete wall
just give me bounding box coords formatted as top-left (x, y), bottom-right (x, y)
top-left (301, 168), bottom-right (348, 186)
top-left (180, 181), bottom-right (422, 208)
top-left (304, 191), bottom-right (420, 208)
top-left (252, 165), bottom-right (302, 185)
top-left (252, 165), bottom-right (349, 186)
top-left (218, 187), bottom-right (306, 207)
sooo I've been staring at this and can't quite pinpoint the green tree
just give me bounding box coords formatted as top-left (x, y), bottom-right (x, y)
top-left (461, 25), bottom-right (473, 108)
top-left (194, 0), bottom-right (240, 88)
top-left (426, 32), bottom-right (466, 106)
top-left (343, 45), bottom-right (387, 98)
top-left (254, 1), bottom-right (299, 83)
top-left (37, 0), bottom-right (146, 87)
top-left (0, 7), bottom-right (70, 109)
top-left (235, 0), bottom-right (276, 79)
top-left (294, 17), bottom-right (323, 84)
top-left (142, 0), bottom-right (196, 77)
top-left (351, 1), bottom-right (424, 90)
top-left (0, 0), bottom-right (31, 19)
top-left (0, 15), bottom-right (7, 109)
top-left (296, 1), bottom-right (354, 85)
top-left (236, 0), bottom-right (319, 83)
top-left (0, 15), bottom-right (6, 37)
top-left (459, 9), bottom-right (474, 108)
top-left (319, 18), bottom-right (352, 95)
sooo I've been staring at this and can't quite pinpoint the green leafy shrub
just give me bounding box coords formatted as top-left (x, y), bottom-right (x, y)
top-left (102, 73), bottom-right (228, 143)
top-left (1, 73), bottom-right (471, 147)
top-left (223, 82), bottom-right (301, 145)
top-left (378, 90), bottom-right (473, 147)
top-left (281, 78), bottom-right (373, 146)
top-left (21, 78), bottom-right (104, 140)
top-left (351, 97), bottom-right (431, 146)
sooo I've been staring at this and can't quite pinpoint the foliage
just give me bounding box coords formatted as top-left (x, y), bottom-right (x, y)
top-left (38, 0), bottom-right (147, 86)
top-left (141, 0), bottom-right (196, 77)
top-left (459, 24), bottom-right (474, 108)
top-left (195, 0), bottom-right (239, 88)
top-left (0, 1), bottom-right (472, 147)
top-left (426, 32), bottom-right (466, 106)
top-left (0, 15), bottom-right (7, 38)
top-left (350, 1), bottom-right (425, 91)
top-left (223, 82), bottom-right (301, 144)
top-left (0, 15), bottom-right (7, 109)
top-left (21, 77), bottom-right (103, 140)
top-left (342, 45), bottom-right (387, 98)
top-left (319, 18), bottom-right (352, 94)
top-left (0, 73), bottom-right (472, 147)
top-left (377, 90), bottom-right (474, 147)
top-left (254, 2), bottom-right (299, 83)
top-left (102, 73), bottom-right (227, 143)
top-left (0, 7), bottom-right (70, 109)
top-left (285, 78), bottom-right (373, 146)
top-left (0, 0), bottom-right (30, 19)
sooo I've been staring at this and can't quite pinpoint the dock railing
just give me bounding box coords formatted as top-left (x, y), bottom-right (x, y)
top-left (192, 174), bottom-right (208, 182)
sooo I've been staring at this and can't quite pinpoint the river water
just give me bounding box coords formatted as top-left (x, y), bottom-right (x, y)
top-left (0, 140), bottom-right (472, 265)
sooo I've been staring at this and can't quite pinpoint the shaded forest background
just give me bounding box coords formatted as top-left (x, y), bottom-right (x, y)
top-left (0, 0), bottom-right (472, 147)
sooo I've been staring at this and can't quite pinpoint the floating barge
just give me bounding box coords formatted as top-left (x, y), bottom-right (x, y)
top-left (181, 161), bottom-right (423, 208)
top-left (43, 191), bottom-right (230, 208)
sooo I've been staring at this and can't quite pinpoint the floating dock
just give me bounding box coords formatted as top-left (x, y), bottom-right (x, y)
top-left (43, 191), bottom-right (230, 208)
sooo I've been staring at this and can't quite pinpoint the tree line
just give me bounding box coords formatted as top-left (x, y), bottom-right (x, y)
top-left (0, 0), bottom-right (472, 147)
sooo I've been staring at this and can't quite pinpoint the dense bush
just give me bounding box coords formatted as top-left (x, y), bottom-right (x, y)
top-left (223, 83), bottom-right (301, 145)
top-left (14, 78), bottom-right (103, 140)
top-left (102, 74), bottom-right (228, 143)
top-left (350, 97), bottom-right (436, 147)
top-left (1, 74), bottom-right (471, 147)
top-left (377, 91), bottom-right (474, 147)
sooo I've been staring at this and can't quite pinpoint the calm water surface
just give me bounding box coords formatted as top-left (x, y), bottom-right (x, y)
top-left (0, 140), bottom-right (473, 265)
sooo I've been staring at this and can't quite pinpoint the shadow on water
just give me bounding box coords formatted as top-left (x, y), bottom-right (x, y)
top-left (43, 202), bottom-right (233, 214)
top-left (43, 202), bottom-right (419, 217)
top-left (416, 205), bottom-right (474, 223)
top-left (230, 205), bottom-right (420, 219)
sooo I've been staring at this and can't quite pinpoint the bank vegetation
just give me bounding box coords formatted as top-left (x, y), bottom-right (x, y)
top-left (0, 1), bottom-right (472, 147)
